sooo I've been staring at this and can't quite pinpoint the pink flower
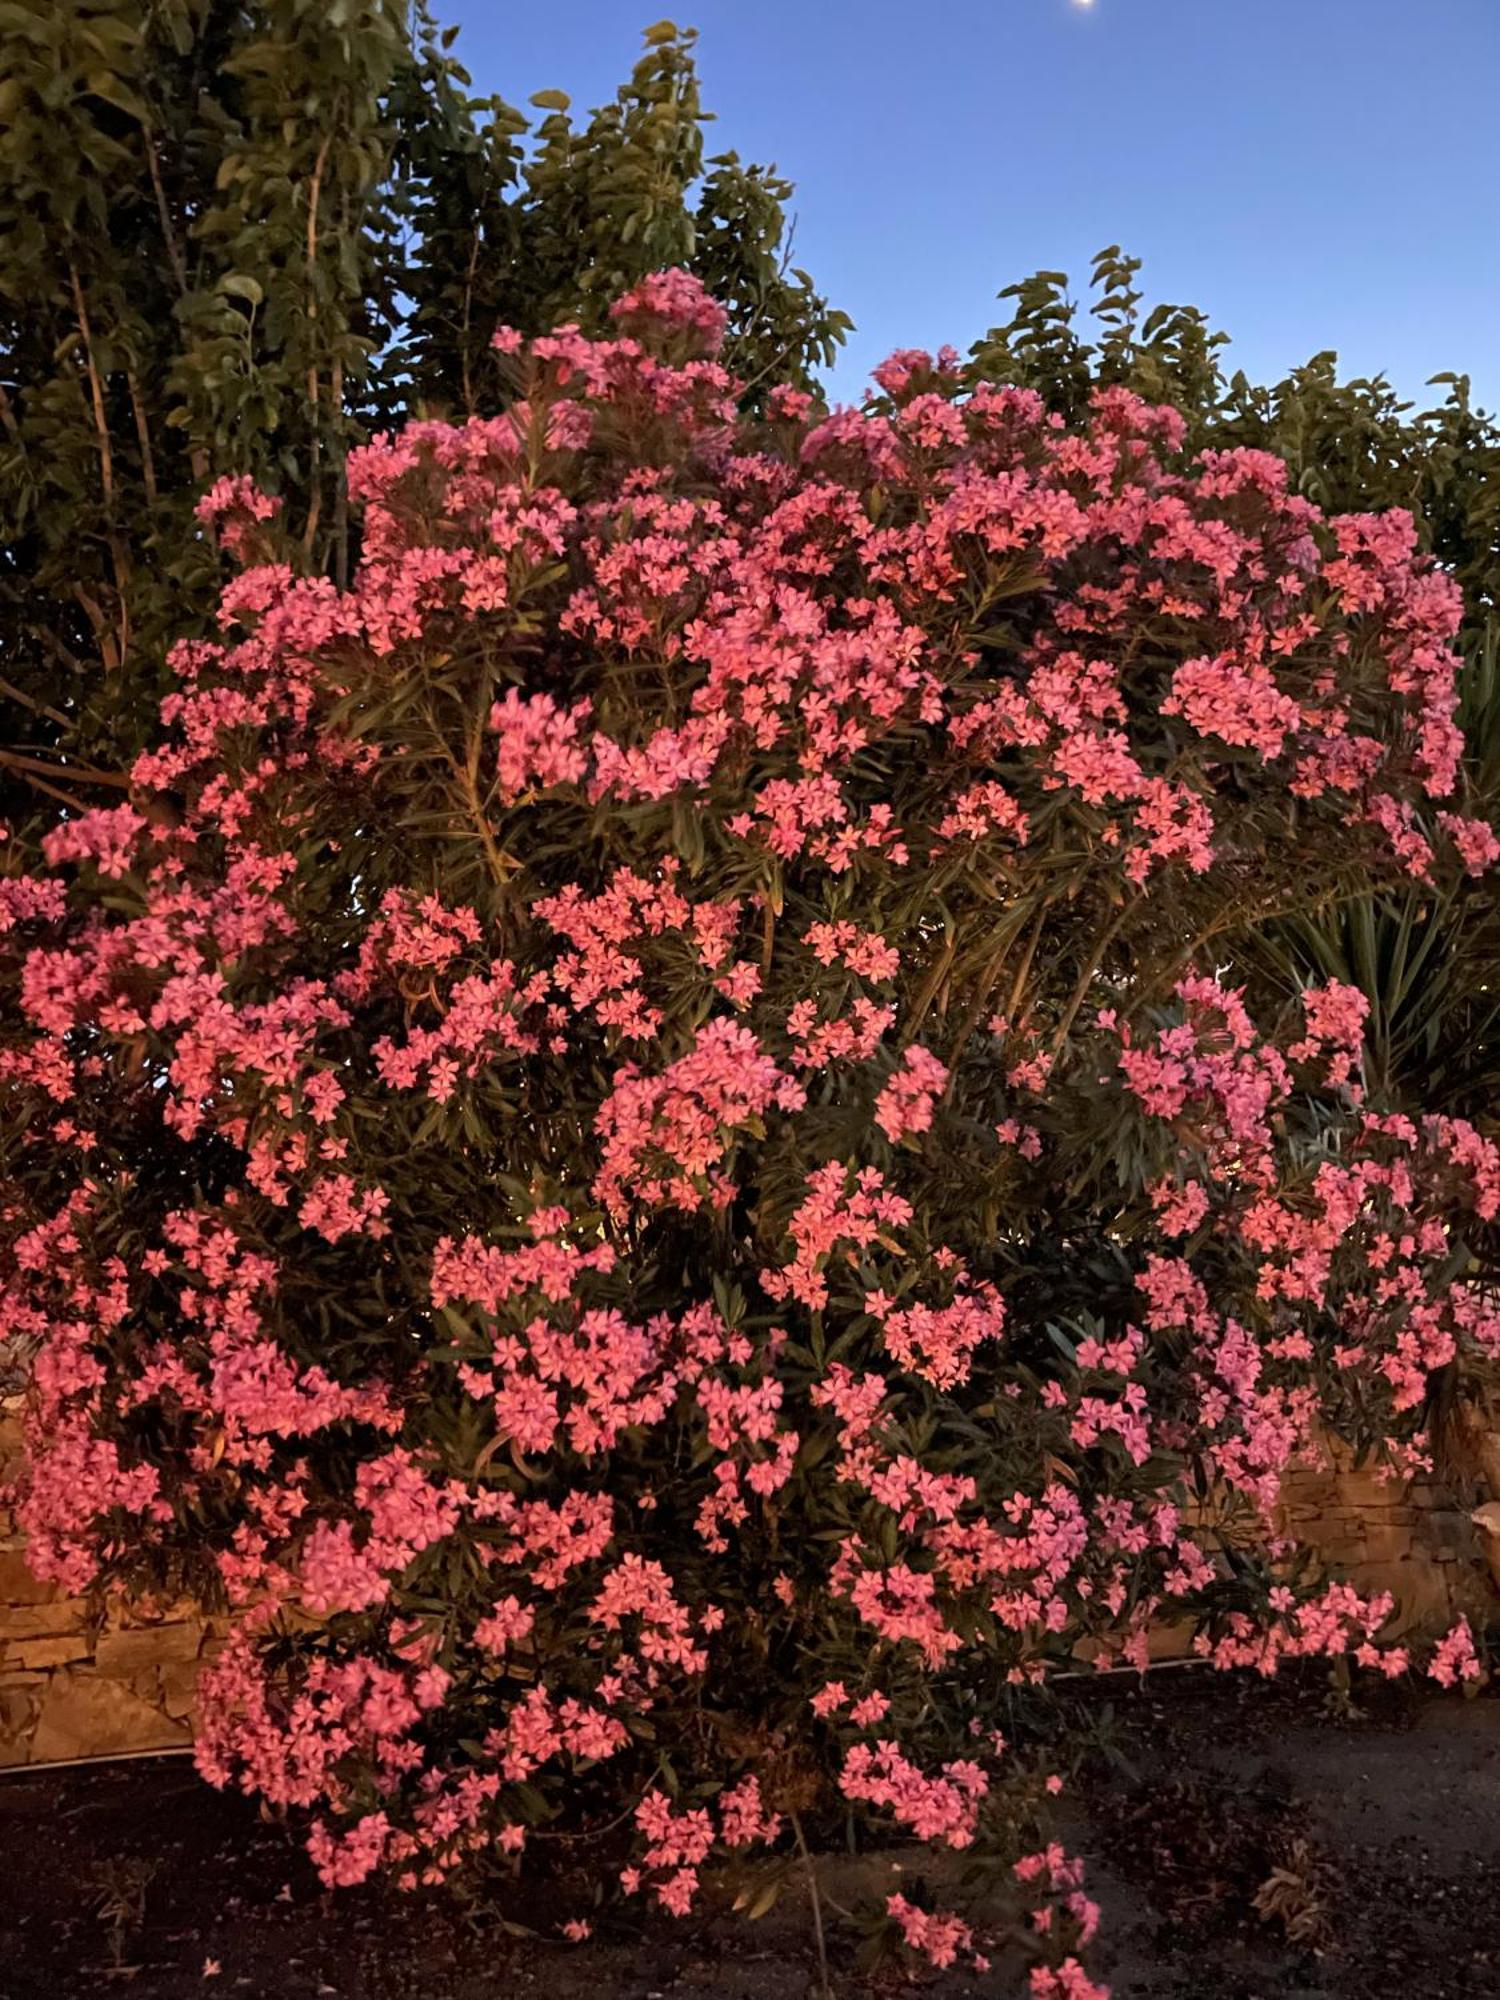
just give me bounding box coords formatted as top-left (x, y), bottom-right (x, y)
top-left (1429, 1617), bottom-right (1482, 1688)
top-left (874, 1045), bottom-right (949, 1144)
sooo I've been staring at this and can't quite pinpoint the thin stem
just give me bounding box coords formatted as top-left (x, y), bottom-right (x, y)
top-left (71, 585), bottom-right (120, 673)
top-left (0, 762), bottom-right (95, 812)
top-left (0, 747), bottom-right (130, 788)
top-left (68, 261), bottom-right (115, 512)
top-left (37, 627), bottom-right (87, 679)
top-left (1048, 897), bottom-right (1134, 1060)
top-left (141, 128), bottom-right (207, 480)
top-left (526, 1788), bottom-right (647, 1843)
top-left (904, 930), bottom-right (956, 1042)
top-left (331, 354), bottom-right (349, 588)
top-left (0, 676), bottom-right (71, 730)
top-left (65, 265), bottom-right (133, 666)
top-left (302, 131), bottom-right (334, 562)
top-left (143, 128), bottom-right (189, 300)
top-left (460, 221), bottom-right (481, 415)
top-left (942, 901), bottom-right (1040, 1083)
top-left (790, 1811), bottom-right (833, 2000)
top-left (430, 690), bottom-right (516, 894)
top-left (1002, 901), bottom-right (1048, 1026)
top-left (127, 369), bottom-right (159, 507)
top-left (0, 377), bottom-right (21, 446)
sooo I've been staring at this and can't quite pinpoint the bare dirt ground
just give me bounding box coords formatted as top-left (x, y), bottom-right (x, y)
top-left (4, 1672), bottom-right (1500, 1999)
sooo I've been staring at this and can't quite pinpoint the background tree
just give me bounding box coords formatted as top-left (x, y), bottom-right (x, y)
top-left (0, 6), bottom-right (849, 811)
top-left (0, 0), bottom-right (412, 797)
top-left (387, 16), bottom-right (848, 418)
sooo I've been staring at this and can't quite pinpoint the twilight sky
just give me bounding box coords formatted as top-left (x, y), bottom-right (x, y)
top-left (447, 0), bottom-right (1499, 410)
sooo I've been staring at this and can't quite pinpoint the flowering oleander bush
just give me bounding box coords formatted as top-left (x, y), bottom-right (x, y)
top-left (3, 273), bottom-right (1498, 1988)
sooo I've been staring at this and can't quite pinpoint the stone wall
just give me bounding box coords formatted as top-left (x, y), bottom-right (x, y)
top-left (1079, 1437), bottom-right (1494, 1669)
top-left (1277, 1442), bottom-right (1493, 1637)
top-left (1, 1396), bottom-right (1494, 1764)
top-left (0, 1398), bottom-right (215, 1766)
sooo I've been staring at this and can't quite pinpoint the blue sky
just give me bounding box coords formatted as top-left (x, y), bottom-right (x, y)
top-left (447, 0), bottom-right (1499, 411)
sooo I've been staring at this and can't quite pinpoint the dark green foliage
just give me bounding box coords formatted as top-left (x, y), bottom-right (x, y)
top-left (0, 6), bottom-right (848, 809)
top-left (388, 16), bottom-right (848, 417)
top-left (0, 0), bottom-right (414, 792)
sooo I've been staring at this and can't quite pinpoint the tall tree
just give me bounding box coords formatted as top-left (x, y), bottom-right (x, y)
top-left (0, 0), bottom-right (412, 798)
top-left (386, 15), bottom-right (848, 416)
top-left (0, 7), bottom-right (849, 810)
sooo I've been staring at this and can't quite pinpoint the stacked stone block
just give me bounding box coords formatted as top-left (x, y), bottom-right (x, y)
top-left (1, 1397), bottom-right (213, 1766)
